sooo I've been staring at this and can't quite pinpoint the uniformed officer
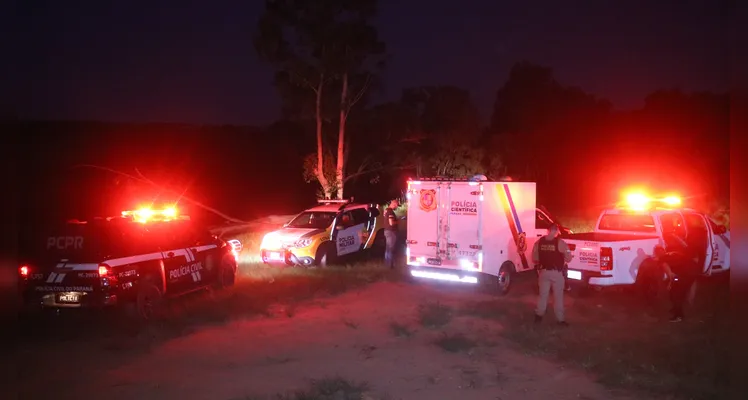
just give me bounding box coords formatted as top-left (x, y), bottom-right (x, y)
top-left (383, 200), bottom-right (399, 269)
top-left (532, 224), bottom-right (572, 326)
top-left (637, 245), bottom-right (668, 305)
top-left (658, 248), bottom-right (700, 322)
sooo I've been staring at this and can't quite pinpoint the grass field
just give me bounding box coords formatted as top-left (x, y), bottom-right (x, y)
top-left (462, 274), bottom-right (730, 399)
top-left (211, 209), bottom-right (729, 399)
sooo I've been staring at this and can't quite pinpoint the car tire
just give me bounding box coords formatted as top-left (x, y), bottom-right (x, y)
top-left (316, 244), bottom-right (336, 268)
top-left (132, 277), bottom-right (164, 321)
top-left (214, 255), bottom-right (236, 289)
top-left (496, 262), bottom-right (515, 296)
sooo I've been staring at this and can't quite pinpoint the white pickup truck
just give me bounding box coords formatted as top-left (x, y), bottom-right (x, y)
top-left (563, 206), bottom-right (730, 288)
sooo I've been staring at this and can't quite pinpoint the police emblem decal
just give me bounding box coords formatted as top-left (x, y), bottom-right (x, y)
top-left (517, 232), bottom-right (527, 253)
top-left (419, 189), bottom-right (437, 212)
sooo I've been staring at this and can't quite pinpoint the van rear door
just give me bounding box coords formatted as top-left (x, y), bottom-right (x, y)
top-left (441, 182), bottom-right (482, 271)
top-left (406, 181), bottom-right (440, 266)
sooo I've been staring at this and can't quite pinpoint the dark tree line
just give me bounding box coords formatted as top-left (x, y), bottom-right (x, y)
top-left (12, 0), bottom-right (729, 225)
top-left (253, 0), bottom-right (729, 214)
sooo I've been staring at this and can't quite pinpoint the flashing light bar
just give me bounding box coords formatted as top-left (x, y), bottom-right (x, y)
top-left (316, 198), bottom-right (353, 203)
top-left (410, 269), bottom-right (478, 284)
top-left (407, 176), bottom-right (488, 182)
top-left (122, 206), bottom-right (180, 223)
top-left (620, 192), bottom-right (682, 211)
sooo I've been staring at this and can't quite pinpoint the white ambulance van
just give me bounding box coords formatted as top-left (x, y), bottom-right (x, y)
top-left (405, 177), bottom-right (542, 295)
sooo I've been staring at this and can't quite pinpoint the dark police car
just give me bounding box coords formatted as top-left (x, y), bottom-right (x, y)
top-left (18, 207), bottom-right (240, 320)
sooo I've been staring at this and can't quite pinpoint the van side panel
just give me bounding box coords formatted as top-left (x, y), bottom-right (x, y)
top-left (481, 182), bottom-right (537, 276)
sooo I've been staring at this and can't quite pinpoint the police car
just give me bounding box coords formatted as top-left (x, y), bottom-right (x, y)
top-left (562, 192), bottom-right (731, 287)
top-left (17, 206), bottom-right (240, 320)
top-left (260, 199), bottom-right (385, 267)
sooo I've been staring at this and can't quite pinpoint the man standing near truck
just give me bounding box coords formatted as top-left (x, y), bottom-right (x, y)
top-left (532, 224), bottom-right (573, 326)
top-left (383, 200), bottom-right (399, 269)
top-left (659, 249), bottom-right (700, 322)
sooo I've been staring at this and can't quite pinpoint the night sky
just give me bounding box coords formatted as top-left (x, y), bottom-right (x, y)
top-left (7, 0), bottom-right (729, 125)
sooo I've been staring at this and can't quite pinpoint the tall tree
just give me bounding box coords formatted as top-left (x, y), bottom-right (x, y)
top-left (489, 61), bottom-right (610, 182)
top-left (401, 86), bottom-right (490, 177)
top-left (254, 0), bottom-right (385, 199)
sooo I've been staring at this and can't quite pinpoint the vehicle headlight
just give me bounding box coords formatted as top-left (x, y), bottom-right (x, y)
top-left (294, 238), bottom-right (312, 248)
top-left (261, 233), bottom-right (282, 250)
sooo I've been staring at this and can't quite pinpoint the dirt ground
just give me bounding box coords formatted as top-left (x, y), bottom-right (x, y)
top-left (10, 277), bottom-right (650, 400)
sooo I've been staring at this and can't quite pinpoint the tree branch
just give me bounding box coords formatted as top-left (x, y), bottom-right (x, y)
top-left (343, 162), bottom-right (416, 184)
top-left (289, 70), bottom-right (319, 93)
top-left (72, 164), bottom-right (248, 224)
top-left (346, 73), bottom-right (372, 116)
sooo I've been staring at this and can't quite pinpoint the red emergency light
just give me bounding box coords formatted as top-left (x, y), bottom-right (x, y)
top-left (619, 190), bottom-right (682, 211)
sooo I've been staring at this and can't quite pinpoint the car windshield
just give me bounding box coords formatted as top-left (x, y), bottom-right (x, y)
top-left (286, 212), bottom-right (336, 230)
top-left (597, 213), bottom-right (656, 233)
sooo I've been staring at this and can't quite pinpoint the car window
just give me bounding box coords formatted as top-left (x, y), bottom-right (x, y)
top-left (683, 213), bottom-right (707, 231)
top-left (133, 225), bottom-right (172, 253)
top-left (287, 212), bottom-right (336, 229)
top-left (598, 213), bottom-right (656, 233)
top-left (144, 221), bottom-right (214, 249)
top-left (337, 211), bottom-right (355, 228)
top-left (536, 210), bottom-right (553, 229)
top-left (350, 209), bottom-right (370, 226)
top-left (659, 213), bottom-right (685, 236)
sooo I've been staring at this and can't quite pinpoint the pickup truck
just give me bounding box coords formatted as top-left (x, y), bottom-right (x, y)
top-left (562, 206), bottom-right (730, 287)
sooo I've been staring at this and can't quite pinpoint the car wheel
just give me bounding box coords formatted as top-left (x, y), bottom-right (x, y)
top-left (215, 256), bottom-right (236, 289)
top-left (496, 262), bottom-right (515, 296)
top-left (316, 244), bottom-right (336, 268)
top-left (134, 278), bottom-right (164, 321)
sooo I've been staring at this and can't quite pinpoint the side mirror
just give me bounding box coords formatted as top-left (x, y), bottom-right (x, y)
top-left (335, 225), bottom-right (344, 231)
top-left (714, 225), bottom-right (726, 234)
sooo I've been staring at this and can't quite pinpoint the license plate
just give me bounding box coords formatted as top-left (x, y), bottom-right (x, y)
top-left (268, 252), bottom-right (284, 261)
top-left (567, 270), bottom-right (582, 280)
top-left (57, 292), bottom-right (81, 303)
top-left (426, 258), bottom-right (442, 266)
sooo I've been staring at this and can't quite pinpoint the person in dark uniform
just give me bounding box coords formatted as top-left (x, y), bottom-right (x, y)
top-left (383, 200), bottom-right (399, 269)
top-left (637, 245), bottom-right (668, 305)
top-left (532, 224), bottom-right (573, 326)
top-left (659, 249), bottom-right (700, 322)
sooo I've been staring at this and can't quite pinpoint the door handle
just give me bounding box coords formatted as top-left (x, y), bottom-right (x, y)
top-left (537, 234), bottom-right (543, 237)
top-left (167, 251), bottom-right (175, 257)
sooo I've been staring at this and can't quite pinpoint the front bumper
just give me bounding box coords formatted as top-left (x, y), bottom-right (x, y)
top-left (261, 249), bottom-right (315, 266)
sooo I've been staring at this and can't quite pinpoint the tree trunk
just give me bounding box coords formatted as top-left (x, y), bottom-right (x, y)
top-left (315, 75), bottom-right (331, 199)
top-left (335, 72), bottom-right (349, 200)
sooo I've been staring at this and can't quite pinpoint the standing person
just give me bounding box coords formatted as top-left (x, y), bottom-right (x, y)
top-left (659, 250), bottom-right (700, 322)
top-left (637, 245), bottom-right (668, 305)
top-left (383, 200), bottom-right (399, 269)
top-left (532, 224), bottom-right (573, 326)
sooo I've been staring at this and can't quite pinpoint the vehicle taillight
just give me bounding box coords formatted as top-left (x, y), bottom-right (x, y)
top-left (600, 247), bottom-right (613, 271)
top-left (19, 265), bottom-right (30, 277)
top-left (227, 239), bottom-right (242, 263)
top-left (98, 264), bottom-right (109, 277)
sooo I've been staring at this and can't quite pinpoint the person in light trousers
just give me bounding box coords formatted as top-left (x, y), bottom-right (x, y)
top-left (532, 224), bottom-right (573, 326)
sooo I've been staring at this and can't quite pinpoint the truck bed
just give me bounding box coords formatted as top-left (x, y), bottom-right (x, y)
top-left (562, 232), bottom-right (659, 242)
